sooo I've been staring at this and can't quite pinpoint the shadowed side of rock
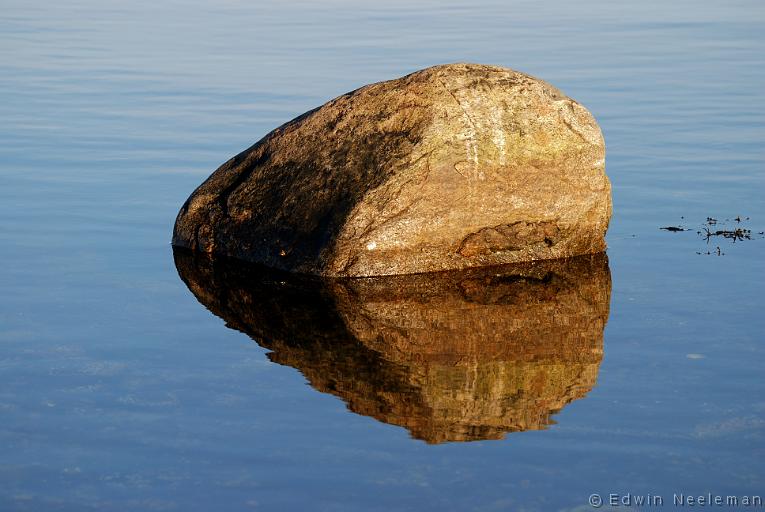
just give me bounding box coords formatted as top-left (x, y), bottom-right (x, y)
top-left (173, 63), bottom-right (611, 276)
top-left (174, 249), bottom-right (611, 443)
top-left (172, 71), bottom-right (434, 274)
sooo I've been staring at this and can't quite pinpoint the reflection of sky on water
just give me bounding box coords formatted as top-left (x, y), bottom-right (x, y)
top-left (1, 0), bottom-right (763, 510)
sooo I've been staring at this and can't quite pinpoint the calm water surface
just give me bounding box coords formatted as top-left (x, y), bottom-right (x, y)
top-left (2, 1), bottom-right (764, 510)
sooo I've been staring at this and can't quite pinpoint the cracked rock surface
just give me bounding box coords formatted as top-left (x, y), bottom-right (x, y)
top-left (173, 63), bottom-right (611, 276)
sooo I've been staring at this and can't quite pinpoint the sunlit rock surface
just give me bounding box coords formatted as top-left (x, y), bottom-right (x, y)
top-left (173, 63), bottom-right (611, 276)
top-left (174, 249), bottom-right (611, 444)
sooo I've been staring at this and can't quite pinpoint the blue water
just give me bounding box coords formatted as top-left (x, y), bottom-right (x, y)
top-left (2, 0), bottom-right (764, 510)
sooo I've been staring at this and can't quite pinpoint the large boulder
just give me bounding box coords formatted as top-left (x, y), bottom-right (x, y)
top-left (173, 63), bottom-right (610, 276)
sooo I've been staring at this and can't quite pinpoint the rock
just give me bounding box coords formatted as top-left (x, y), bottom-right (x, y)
top-left (173, 63), bottom-right (610, 276)
top-left (173, 249), bottom-right (611, 443)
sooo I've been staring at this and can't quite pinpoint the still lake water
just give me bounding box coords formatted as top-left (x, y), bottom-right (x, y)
top-left (2, 0), bottom-right (764, 510)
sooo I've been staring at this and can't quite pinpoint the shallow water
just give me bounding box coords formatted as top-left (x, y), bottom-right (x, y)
top-left (2, 1), bottom-right (764, 510)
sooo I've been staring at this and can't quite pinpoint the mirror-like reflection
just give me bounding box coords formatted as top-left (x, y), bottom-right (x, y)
top-left (174, 249), bottom-right (611, 444)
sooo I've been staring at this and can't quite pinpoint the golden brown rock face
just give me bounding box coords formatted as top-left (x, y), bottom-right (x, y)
top-left (173, 63), bottom-right (611, 277)
top-left (173, 249), bottom-right (611, 444)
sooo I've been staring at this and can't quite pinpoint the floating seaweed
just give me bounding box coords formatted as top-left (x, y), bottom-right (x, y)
top-left (659, 216), bottom-right (761, 256)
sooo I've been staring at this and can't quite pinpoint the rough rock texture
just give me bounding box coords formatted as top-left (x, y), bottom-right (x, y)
top-left (174, 249), bottom-right (611, 443)
top-left (173, 63), bottom-right (611, 277)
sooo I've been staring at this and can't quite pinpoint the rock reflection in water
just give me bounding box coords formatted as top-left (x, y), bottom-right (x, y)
top-left (173, 249), bottom-right (611, 444)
